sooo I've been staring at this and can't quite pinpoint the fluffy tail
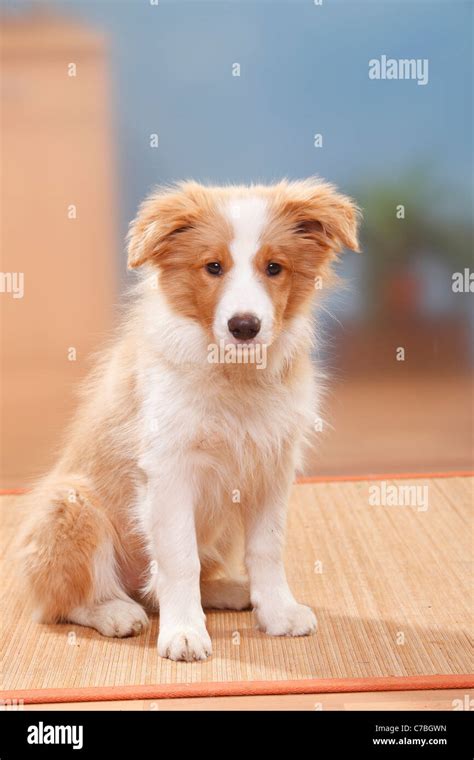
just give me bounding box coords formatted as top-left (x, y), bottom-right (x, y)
top-left (18, 476), bottom-right (118, 623)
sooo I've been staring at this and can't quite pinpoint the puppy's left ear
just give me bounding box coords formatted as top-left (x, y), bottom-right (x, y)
top-left (127, 184), bottom-right (199, 269)
top-left (285, 179), bottom-right (361, 255)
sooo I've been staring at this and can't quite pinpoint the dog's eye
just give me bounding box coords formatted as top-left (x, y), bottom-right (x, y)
top-left (206, 262), bottom-right (223, 276)
top-left (266, 262), bottom-right (282, 276)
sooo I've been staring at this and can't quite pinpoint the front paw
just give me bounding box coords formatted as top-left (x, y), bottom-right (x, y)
top-left (256, 603), bottom-right (317, 637)
top-left (158, 625), bottom-right (212, 661)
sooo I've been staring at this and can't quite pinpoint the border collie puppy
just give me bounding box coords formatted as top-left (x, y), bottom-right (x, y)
top-left (20, 179), bottom-right (359, 661)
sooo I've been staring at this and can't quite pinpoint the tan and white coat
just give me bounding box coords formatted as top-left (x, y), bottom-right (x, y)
top-left (19, 179), bottom-right (359, 661)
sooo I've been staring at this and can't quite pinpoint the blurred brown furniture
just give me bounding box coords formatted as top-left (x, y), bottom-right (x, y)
top-left (1, 15), bottom-right (117, 487)
top-left (306, 373), bottom-right (473, 477)
top-left (334, 318), bottom-right (471, 376)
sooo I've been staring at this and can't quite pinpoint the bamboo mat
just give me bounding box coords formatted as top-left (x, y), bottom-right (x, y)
top-left (1, 477), bottom-right (472, 699)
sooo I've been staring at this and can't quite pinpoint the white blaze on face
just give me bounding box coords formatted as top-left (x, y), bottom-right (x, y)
top-left (213, 196), bottom-right (274, 345)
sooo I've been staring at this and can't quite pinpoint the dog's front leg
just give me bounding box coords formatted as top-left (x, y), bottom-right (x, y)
top-left (146, 476), bottom-right (211, 661)
top-left (245, 486), bottom-right (317, 637)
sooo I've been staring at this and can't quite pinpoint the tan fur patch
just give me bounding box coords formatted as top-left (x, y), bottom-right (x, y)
top-left (21, 489), bottom-right (101, 621)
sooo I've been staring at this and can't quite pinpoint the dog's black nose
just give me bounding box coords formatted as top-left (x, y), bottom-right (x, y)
top-left (228, 314), bottom-right (261, 341)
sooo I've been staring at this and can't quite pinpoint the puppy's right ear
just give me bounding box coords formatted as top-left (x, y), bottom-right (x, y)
top-left (127, 184), bottom-right (199, 269)
top-left (127, 205), bottom-right (162, 269)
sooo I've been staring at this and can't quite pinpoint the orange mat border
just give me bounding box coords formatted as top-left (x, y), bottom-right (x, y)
top-left (1, 470), bottom-right (473, 496)
top-left (296, 470), bottom-right (474, 484)
top-left (2, 475), bottom-right (472, 704)
top-left (1, 675), bottom-right (473, 705)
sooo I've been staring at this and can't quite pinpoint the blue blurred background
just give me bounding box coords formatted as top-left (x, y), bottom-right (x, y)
top-left (1, 0), bottom-right (472, 483)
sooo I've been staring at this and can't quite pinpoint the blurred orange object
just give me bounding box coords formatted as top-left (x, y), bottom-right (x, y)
top-left (1, 14), bottom-right (118, 487)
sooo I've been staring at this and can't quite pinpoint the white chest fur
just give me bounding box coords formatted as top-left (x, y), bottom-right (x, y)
top-left (137, 358), bottom-right (315, 476)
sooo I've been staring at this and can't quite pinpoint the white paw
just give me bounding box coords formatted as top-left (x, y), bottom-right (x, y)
top-left (158, 625), bottom-right (212, 661)
top-left (86, 599), bottom-right (149, 638)
top-left (257, 603), bottom-right (317, 637)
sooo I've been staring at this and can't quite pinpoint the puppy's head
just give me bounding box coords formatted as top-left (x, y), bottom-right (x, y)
top-left (128, 179), bottom-right (360, 351)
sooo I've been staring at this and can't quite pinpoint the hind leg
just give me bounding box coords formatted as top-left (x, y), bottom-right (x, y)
top-left (68, 598), bottom-right (148, 637)
top-left (21, 480), bottom-right (149, 638)
top-left (201, 578), bottom-right (251, 610)
top-left (67, 529), bottom-right (149, 637)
